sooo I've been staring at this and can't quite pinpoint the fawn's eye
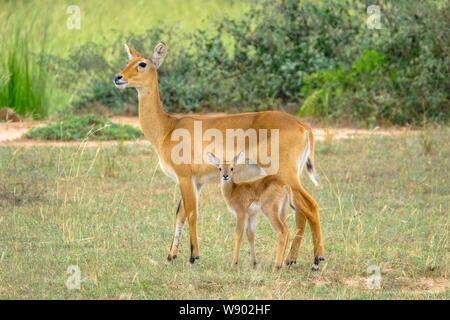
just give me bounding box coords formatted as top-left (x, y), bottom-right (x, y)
top-left (138, 62), bottom-right (147, 68)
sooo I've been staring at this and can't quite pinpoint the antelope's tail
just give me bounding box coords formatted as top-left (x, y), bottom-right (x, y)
top-left (298, 130), bottom-right (319, 186)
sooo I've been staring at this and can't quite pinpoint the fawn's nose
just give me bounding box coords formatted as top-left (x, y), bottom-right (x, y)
top-left (114, 74), bottom-right (123, 84)
top-left (223, 174), bottom-right (229, 180)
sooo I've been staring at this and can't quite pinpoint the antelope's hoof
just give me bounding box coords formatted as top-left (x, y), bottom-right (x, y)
top-left (167, 254), bottom-right (177, 262)
top-left (314, 256), bottom-right (325, 265)
top-left (252, 262), bottom-right (257, 269)
top-left (311, 256), bottom-right (325, 271)
top-left (285, 259), bottom-right (297, 266)
top-left (189, 256), bottom-right (200, 264)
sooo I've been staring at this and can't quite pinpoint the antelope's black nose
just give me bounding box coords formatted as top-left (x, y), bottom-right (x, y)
top-left (114, 74), bottom-right (123, 84)
top-left (223, 174), bottom-right (229, 180)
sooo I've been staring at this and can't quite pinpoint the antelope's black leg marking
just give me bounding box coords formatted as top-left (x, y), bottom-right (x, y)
top-left (189, 243), bottom-right (200, 264)
top-left (189, 243), bottom-right (195, 263)
top-left (175, 200), bottom-right (181, 215)
top-left (311, 256), bottom-right (325, 271)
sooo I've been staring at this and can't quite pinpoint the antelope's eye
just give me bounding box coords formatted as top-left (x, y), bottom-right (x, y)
top-left (230, 168), bottom-right (234, 171)
top-left (219, 168), bottom-right (222, 171)
top-left (138, 62), bottom-right (147, 68)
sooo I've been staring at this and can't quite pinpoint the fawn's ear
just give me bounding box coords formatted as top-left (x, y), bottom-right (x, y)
top-left (206, 152), bottom-right (220, 167)
top-left (233, 151), bottom-right (245, 165)
top-left (124, 44), bottom-right (140, 60)
top-left (152, 42), bottom-right (167, 69)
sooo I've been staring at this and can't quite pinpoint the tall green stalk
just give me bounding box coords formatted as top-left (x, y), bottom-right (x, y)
top-left (0, 17), bottom-right (50, 119)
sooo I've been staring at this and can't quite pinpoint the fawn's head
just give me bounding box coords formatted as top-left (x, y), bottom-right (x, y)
top-left (207, 152), bottom-right (245, 182)
top-left (114, 42), bottom-right (167, 89)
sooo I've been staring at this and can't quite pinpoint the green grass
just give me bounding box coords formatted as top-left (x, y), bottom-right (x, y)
top-left (0, 0), bottom-right (247, 57)
top-left (0, 22), bottom-right (52, 119)
top-left (0, 131), bottom-right (448, 299)
top-left (0, 0), bottom-right (248, 118)
top-left (26, 114), bottom-right (142, 141)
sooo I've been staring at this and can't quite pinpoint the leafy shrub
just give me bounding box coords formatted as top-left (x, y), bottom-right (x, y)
top-left (298, 50), bottom-right (389, 125)
top-left (26, 114), bottom-right (142, 141)
top-left (50, 0), bottom-right (449, 125)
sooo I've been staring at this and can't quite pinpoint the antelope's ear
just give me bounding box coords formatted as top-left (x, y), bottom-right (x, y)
top-left (124, 44), bottom-right (140, 60)
top-left (152, 42), bottom-right (167, 69)
top-left (233, 151), bottom-right (245, 165)
top-left (206, 152), bottom-right (220, 167)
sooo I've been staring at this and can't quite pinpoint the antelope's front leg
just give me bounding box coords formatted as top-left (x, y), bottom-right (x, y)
top-left (179, 178), bottom-right (200, 263)
top-left (232, 210), bottom-right (246, 267)
top-left (167, 200), bottom-right (186, 261)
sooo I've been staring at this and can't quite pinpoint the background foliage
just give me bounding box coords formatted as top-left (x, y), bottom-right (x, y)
top-left (1, 0), bottom-right (449, 125)
top-left (26, 114), bottom-right (142, 141)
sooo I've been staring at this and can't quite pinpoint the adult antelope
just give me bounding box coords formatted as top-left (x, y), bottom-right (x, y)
top-left (114, 42), bottom-right (324, 267)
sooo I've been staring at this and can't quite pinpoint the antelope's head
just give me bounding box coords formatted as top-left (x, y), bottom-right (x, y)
top-left (207, 152), bottom-right (245, 183)
top-left (114, 42), bottom-right (167, 90)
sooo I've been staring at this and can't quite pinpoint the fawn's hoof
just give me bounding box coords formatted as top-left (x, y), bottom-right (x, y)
top-left (189, 256), bottom-right (200, 264)
top-left (167, 254), bottom-right (177, 262)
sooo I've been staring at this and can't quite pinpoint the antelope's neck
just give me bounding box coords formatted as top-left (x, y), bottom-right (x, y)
top-left (137, 73), bottom-right (173, 148)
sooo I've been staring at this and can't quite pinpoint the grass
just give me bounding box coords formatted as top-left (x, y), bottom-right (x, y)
top-left (0, 131), bottom-right (448, 299)
top-left (26, 114), bottom-right (142, 141)
top-left (0, 0), bottom-right (247, 57)
top-left (0, 0), bottom-right (248, 118)
top-left (0, 22), bottom-right (51, 119)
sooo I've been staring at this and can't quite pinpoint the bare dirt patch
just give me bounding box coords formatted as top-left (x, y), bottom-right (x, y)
top-left (343, 276), bottom-right (449, 293)
top-left (0, 120), bottom-right (46, 143)
top-left (0, 116), bottom-right (417, 147)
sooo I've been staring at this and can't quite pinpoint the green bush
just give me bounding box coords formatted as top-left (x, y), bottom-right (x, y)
top-left (50, 0), bottom-right (449, 125)
top-left (298, 50), bottom-right (389, 125)
top-left (26, 114), bottom-right (142, 141)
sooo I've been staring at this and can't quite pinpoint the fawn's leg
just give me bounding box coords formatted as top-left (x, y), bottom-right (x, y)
top-left (246, 214), bottom-right (257, 268)
top-left (232, 209), bottom-right (246, 267)
top-left (286, 211), bottom-right (307, 266)
top-left (263, 203), bottom-right (289, 270)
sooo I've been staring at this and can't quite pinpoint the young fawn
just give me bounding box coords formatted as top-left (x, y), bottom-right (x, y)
top-left (207, 152), bottom-right (290, 270)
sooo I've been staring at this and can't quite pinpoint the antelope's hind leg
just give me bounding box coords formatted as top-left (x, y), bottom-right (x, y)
top-left (287, 180), bottom-right (325, 270)
top-left (262, 202), bottom-right (289, 270)
top-left (178, 178), bottom-right (201, 264)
